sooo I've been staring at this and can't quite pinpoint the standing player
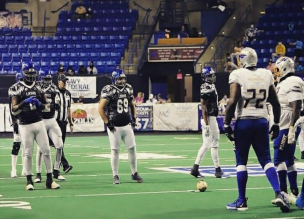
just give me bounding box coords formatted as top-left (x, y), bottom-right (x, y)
top-left (34, 69), bottom-right (65, 183)
top-left (272, 57), bottom-right (303, 197)
top-left (98, 70), bottom-right (143, 184)
top-left (8, 72), bottom-right (24, 178)
top-left (190, 67), bottom-right (229, 178)
top-left (224, 48), bottom-right (289, 212)
top-left (10, 62), bottom-right (60, 190)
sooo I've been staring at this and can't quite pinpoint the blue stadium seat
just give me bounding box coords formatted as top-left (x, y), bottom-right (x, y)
top-left (22, 28), bottom-right (32, 36)
top-left (67, 44), bottom-right (76, 50)
top-left (53, 36), bottom-right (62, 43)
top-left (41, 61), bottom-right (50, 68)
top-left (100, 52), bottom-right (110, 61)
top-left (70, 52), bottom-right (79, 61)
top-left (56, 44), bottom-right (66, 52)
top-left (15, 36), bottom-right (25, 44)
top-left (51, 52), bottom-right (60, 61)
top-left (100, 35), bottom-right (110, 42)
top-left (90, 36), bottom-right (100, 43)
top-left (28, 45), bottom-right (37, 53)
top-left (22, 53), bottom-right (31, 62)
top-left (12, 53), bottom-right (21, 62)
top-left (50, 61), bottom-right (59, 68)
top-left (33, 36), bottom-right (43, 44)
top-left (5, 36), bottom-right (15, 44)
top-left (12, 61), bottom-right (21, 68)
top-left (62, 36), bottom-right (72, 43)
top-left (18, 45), bottom-right (28, 53)
top-left (8, 45), bottom-right (18, 53)
top-left (47, 44), bottom-right (56, 52)
top-left (60, 52), bottom-right (70, 61)
top-left (0, 45), bottom-right (7, 53)
top-left (41, 53), bottom-right (49, 59)
top-left (90, 52), bottom-right (100, 61)
top-left (2, 53), bottom-right (12, 62)
top-left (31, 53), bottom-right (41, 61)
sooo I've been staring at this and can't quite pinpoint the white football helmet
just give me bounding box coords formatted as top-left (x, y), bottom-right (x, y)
top-left (274, 56), bottom-right (295, 81)
top-left (237, 47), bottom-right (258, 68)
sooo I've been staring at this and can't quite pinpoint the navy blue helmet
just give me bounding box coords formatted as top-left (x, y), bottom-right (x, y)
top-left (201, 67), bottom-right (216, 84)
top-left (22, 62), bottom-right (37, 82)
top-left (39, 69), bottom-right (52, 85)
top-left (111, 70), bottom-right (126, 87)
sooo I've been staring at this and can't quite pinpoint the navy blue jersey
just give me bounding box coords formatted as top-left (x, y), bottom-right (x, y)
top-left (9, 81), bottom-right (45, 125)
top-left (41, 83), bottom-right (59, 119)
top-left (101, 83), bottom-right (134, 126)
top-left (200, 83), bottom-right (219, 117)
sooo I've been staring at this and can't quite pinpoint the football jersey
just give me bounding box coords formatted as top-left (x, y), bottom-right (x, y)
top-left (200, 83), bottom-right (219, 117)
top-left (9, 81), bottom-right (45, 125)
top-left (229, 68), bottom-right (273, 120)
top-left (41, 83), bottom-right (60, 119)
top-left (8, 82), bottom-right (20, 123)
top-left (101, 83), bottom-right (134, 126)
top-left (276, 75), bottom-right (304, 130)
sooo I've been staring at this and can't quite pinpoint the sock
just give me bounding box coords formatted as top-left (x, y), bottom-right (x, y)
top-left (195, 144), bottom-right (208, 165)
top-left (287, 165), bottom-right (298, 190)
top-left (302, 178), bottom-right (304, 193)
top-left (276, 162), bottom-right (287, 192)
top-left (211, 147), bottom-right (220, 168)
top-left (128, 147), bottom-right (137, 174)
top-left (36, 149), bottom-right (43, 173)
top-left (54, 148), bottom-right (62, 171)
top-left (11, 155), bottom-right (18, 172)
top-left (111, 149), bottom-right (119, 176)
top-left (265, 163), bottom-right (281, 193)
top-left (236, 165), bottom-right (248, 201)
top-left (42, 153), bottom-right (52, 174)
top-left (26, 175), bottom-right (32, 182)
top-left (46, 173), bottom-right (52, 182)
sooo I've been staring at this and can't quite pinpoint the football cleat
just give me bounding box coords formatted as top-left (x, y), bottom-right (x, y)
top-left (131, 172), bottom-right (143, 183)
top-left (63, 166), bottom-right (73, 174)
top-left (46, 181), bottom-right (60, 189)
top-left (295, 192), bottom-right (304, 209)
top-left (274, 192), bottom-right (290, 212)
top-left (25, 182), bottom-right (34, 191)
top-left (11, 170), bottom-right (17, 178)
top-left (190, 167), bottom-right (204, 178)
top-left (215, 167), bottom-right (230, 179)
top-left (34, 173), bottom-right (42, 183)
top-left (226, 198), bottom-right (248, 211)
top-left (291, 188), bottom-right (299, 197)
top-left (113, 175), bottom-right (120, 184)
top-left (53, 170), bottom-right (65, 181)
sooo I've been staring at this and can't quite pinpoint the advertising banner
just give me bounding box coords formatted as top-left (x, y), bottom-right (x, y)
top-left (134, 105), bottom-right (153, 131)
top-left (66, 77), bottom-right (97, 99)
top-left (148, 47), bottom-right (204, 62)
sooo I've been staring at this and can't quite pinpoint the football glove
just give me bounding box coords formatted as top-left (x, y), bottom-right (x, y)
top-left (32, 98), bottom-right (43, 108)
top-left (107, 120), bottom-right (115, 132)
top-left (24, 96), bottom-right (36, 104)
top-left (131, 117), bottom-right (136, 129)
top-left (224, 125), bottom-right (235, 142)
top-left (287, 126), bottom-right (296, 144)
top-left (269, 124), bottom-right (279, 140)
top-left (203, 125), bottom-right (210, 137)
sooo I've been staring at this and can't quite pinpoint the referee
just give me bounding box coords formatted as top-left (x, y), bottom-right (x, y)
top-left (56, 74), bottom-right (73, 173)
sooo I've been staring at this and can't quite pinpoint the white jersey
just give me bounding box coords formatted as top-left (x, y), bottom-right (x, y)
top-left (276, 76), bottom-right (304, 130)
top-left (229, 68), bottom-right (273, 120)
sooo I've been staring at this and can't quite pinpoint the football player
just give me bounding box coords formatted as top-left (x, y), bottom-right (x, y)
top-left (10, 62), bottom-right (60, 190)
top-left (98, 70), bottom-right (143, 184)
top-left (272, 57), bottom-right (303, 198)
top-left (224, 48), bottom-right (289, 212)
top-left (34, 69), bottom-right (65, 183)
top-left (190, 67), bottom-right (229, 178)
top-left (8, 72), bottom-right (25, 178)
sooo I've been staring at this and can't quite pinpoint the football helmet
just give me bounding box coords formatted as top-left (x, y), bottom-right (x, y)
top-left (22, 62), bottom-right (37, 82)
top-left (201, 67), bottom-right (216, 84)
top-left (273, 56), bottom-right (295, 82)
top-left (237, 47), bottom-right (258, 68)
top-left (15, 72), bottom-right (23, 82)
top-left (39, 69), bottom-right (52, 85)
top-left (112, 70), bottom-right (126, 87)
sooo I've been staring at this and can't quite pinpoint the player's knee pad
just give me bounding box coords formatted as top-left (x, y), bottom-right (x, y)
top-left (236, 165), bottom-right (247, 172)
top-left (263, 162), bottom-right (275, 171)
top-left (11, 142), bottom-right (21, 155)
top-left (287, 164), bottom-right (296, 172)
top-left (276, 162), bottom-right (287, 171)
top-left (13, 133), bottom-right (21, 143)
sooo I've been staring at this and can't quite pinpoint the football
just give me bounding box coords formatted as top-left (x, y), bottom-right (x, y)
top-left (197, 180), bottom-right (208, 192)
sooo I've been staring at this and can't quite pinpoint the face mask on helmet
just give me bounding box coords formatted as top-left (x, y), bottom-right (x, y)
top-left (22, 63), bottom-right (37, 83)
top-left (112, 70), bottom-right (127, 87)
top-left (274, 57), bottom-right (295, 82)
top-left (15, 73), bottom-right (23, 83)
top-left (40, 70), bottom-right (52, 85)
top-left (201, 67), bottom-right (216, 84)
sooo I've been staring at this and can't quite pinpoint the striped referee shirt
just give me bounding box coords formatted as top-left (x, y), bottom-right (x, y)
top-left (56, 88), bottom-right (71, 122)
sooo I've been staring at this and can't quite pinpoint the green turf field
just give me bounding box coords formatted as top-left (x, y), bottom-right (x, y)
top-left (0, 133), bottom-right (303, 219)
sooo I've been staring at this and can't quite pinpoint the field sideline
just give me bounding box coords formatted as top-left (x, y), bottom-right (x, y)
top-left (0, 133), bottom-right (303, 219)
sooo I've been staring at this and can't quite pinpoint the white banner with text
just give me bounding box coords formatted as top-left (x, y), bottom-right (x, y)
top-left (66, 77), bottom-right (97, 99)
